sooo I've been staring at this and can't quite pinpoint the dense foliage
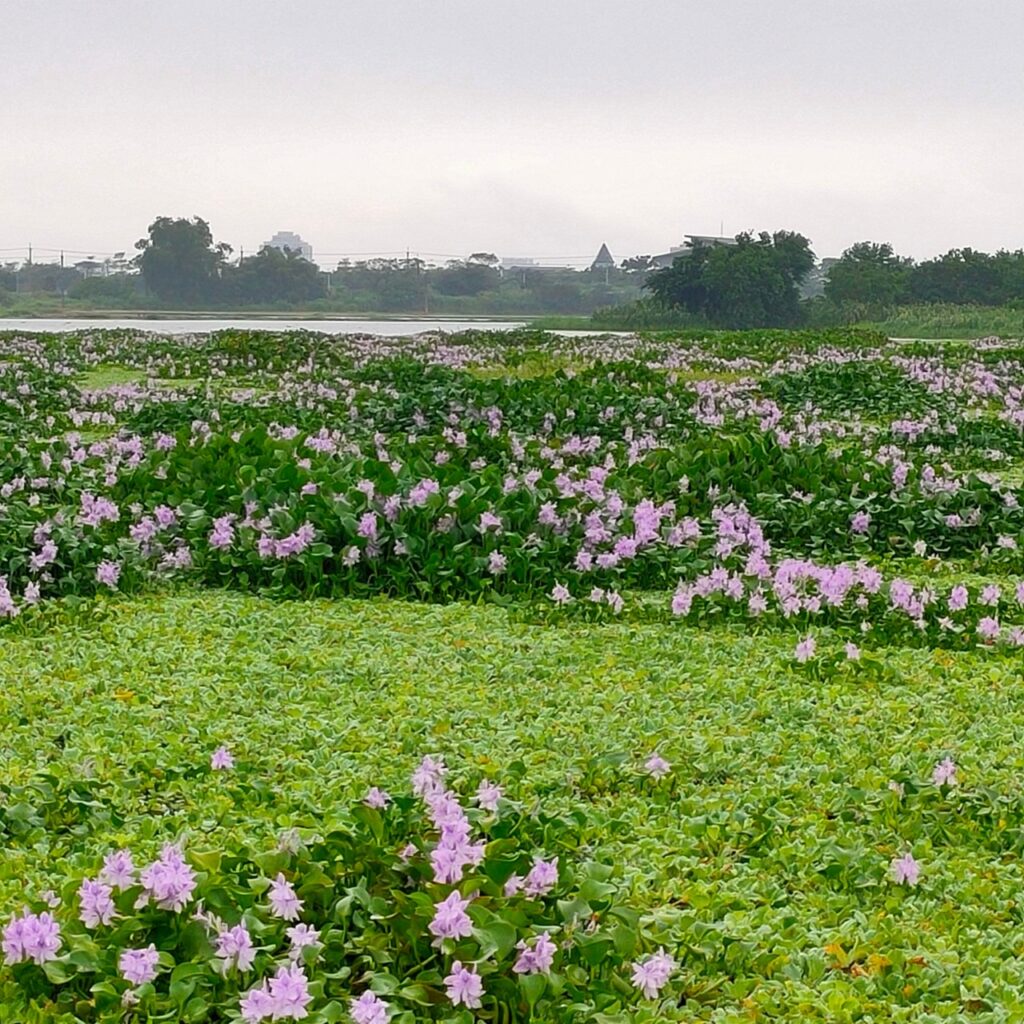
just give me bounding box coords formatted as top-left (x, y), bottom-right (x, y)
top-left (3, 324), bottom-right (1024, 1020)
top-left (644, 232), bottom-right (815, 329)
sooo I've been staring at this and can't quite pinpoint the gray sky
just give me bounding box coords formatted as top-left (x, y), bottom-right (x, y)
top-left (2, 0), bottom-right (1023, 266)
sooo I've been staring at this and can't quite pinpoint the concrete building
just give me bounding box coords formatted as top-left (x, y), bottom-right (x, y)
top-left (651, 234), bottom-right (737, 269)
top-left (264, 231), bottom-right (313, 262)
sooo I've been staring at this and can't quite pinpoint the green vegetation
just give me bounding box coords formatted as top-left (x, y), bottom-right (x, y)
top-left (3, 325), bottom-right (1024, 1021)
top-left (7, 592), bottom-right (1024, 1020)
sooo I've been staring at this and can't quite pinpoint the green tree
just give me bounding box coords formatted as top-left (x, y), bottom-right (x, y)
top-left (135, 216), bottom-right (232, 305)
top-left (645, 231), bottom-right (813, 327)
top-left (825, 241), bottom-right (911, 307)
top-left (223, 246), bottom-right (326, 305)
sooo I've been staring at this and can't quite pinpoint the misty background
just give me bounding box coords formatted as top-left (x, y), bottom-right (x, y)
top-left (3, 0), bottom-right (1024, 266)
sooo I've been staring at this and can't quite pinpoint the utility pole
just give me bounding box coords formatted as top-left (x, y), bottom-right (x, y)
top-left (60, 251), bottom-right (64, 268)
top-left (28, 243), bottom-right (32, 264)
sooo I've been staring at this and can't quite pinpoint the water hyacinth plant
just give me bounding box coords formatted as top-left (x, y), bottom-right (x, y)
top-left (1, 758), bottom-right (678, 1022)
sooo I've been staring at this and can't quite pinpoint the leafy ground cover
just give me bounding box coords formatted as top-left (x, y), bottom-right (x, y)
top-left (6, 592), bottom-right (1024, 1022)
top-left (2, 325), bottom-right (1024, 1021)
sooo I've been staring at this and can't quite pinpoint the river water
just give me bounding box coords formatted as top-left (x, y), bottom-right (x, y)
top-left (0, 318), bottom-right (528, 336)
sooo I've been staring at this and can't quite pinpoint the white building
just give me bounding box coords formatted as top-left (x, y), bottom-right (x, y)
top-left (264, 231), bottom-right (313, 262)
top-left (651, 234), bottom-right (737, 269)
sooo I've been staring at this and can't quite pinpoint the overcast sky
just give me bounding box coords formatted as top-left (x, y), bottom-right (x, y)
top-left (2, 0), bottom-right (1023, 267)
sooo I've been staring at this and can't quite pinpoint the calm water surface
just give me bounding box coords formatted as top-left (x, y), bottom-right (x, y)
top-left (0, 318), bottom-right (528, 336)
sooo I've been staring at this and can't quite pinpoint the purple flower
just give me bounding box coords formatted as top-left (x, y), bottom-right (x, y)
top-left (411, 755), bottom-right (447, 798)
top-left (977, 616), bottom-right (1000, 642)
top-left (645, 753), bottom-right (671, 779)
top-left (208, 514), bottom-right (236, 550)
top-left (364, 787), bottom-right (391, 809)
top-left (474, 780), bottom-right (503, 812)
top-left (138, 845), bottom-right (196, 913)
top-left (523, 856), bottom-right (559, 897)
top-left (240, 981), bottom-right (276, 1023)
top-left (549, 583), bottom-right (572, 605)
top-left (933, 757), bottom-right (958, 788)
top-left (794, 635), bottom-right (816, 663)
top-left (513, 931), bottom-right (557, 974)
top-left (268, 873), bottom-right (304, 921)
top-left (503, 874), bottom-right (524, 897)
top-left (287, 923), bottom-right (320, 959)
top-left (95, 560), bottom-right (121, 589)
top-left (948, 584), bottom-right (969, 612)
top-left (216, 923), bottom-right (256, 972)
top-left (631, 948), bottom-right (676, 999)
top-left (211, 745), bottom-right (234, 770)
top-left (844, 642), bottom-right (861, 661)
top-left (444, 960), bottom-right (484, 1009)
top-left (850, 511), bottom-right (871, 534)
top-left (429, 891), bottom-right (474, 941)
top-left (100, 849), bottom-right (136, 891)
top-left (119, 944), bottom-right (159, 985)
top-left (3, 910), bottom-right (61, 965)
top-left (268, 962), bottom-right (312, 1020)
top-left (891, 851), bottom-right (920, 886)
top-left (78, 877), bottom-right (116, 928)
top-left (350, 991), bottom-right (389, 1024)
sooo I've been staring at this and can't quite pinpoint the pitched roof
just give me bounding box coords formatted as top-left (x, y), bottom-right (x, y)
top-left (591, 243), bottom-right (615, 268)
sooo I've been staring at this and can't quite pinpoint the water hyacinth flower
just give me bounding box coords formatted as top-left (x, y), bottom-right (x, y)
top-left (513, 930), bottom-right (558, 974)
top-left (350, 991), bottom-right (389, 1024)
top-left (268, 963), bottom-right (312, 1020)
top-left (850, 510), bottom-right (871, 534)
top-left (240, 982), bottom-right (277, 1023)
top-left (844, 642), bottom-right (861, 660)
top-left (411, 755), bottom-right (447, 798)
top-left (287, 922), bottom-right (321, 959)
top-left (933, 757), bottom-right (958, 788)
top-left (138, 845), bottom-right (196, 913)
top-left (645, 753), bottom-right (671, 779)
top-left (429, 891), bottom-right (474, 941)
top-left (268, 873), bottom-right (304, 921)
top-left (78, 877), bottom-right (116, 928)
top-left (523, 856), bottom-right (559, 897)
top-left (119, 944), bottom-right (160, 985)
top-left (364, 786), bottom-right (391, 809)
top-left (210, 745), bottom-right (234, 770)
top-left (503, 873), bottom-right (524, 897)
top-left (890, 851), bottom-right (920, 886)
top-left (95, 560), bottom-right (121, 589)
top-left (794, 635), bottom-right (816, 663)
top-left (444, 960), bottom-right (484, 1009)
top-left (549, 582), bottom-right (572, 605)
top-left (474, 779), bottom-right (503, 811)
top-left (631, 948), bottom-right (676, 999)
top-left (100, 849), bottom-right (136, 891)
top-left (215, 923), bottom-right (256, 972)
top-left (2, 910), bottom-right (62, 965)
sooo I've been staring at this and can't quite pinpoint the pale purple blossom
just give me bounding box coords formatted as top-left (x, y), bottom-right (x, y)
top-left (119, 944), bottom-right (160, 985)
top-left (444, 960), bottom-right (484, 1009)
top-left (350, 991), bottom-right (389, 1024)
top-left (631, 948), bottom-right (676, 999)
top-left (891, 852), bottom-right (920, 886)
top-left (268, 873), bottom-right (304, 921)
top-left (513, 931), bottom-right (557, 974)
top-left (211, 745), bottom-right (234, 770)
top-left (428, 891), bottom-right (474, 940)
top-left (78, 878), bottom-right (116, 928)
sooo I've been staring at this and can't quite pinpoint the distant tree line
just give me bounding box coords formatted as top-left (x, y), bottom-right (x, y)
top-left (821, 242), bottom-right (1024, 310)
top-left (0, 217), bottom-right (645, 314)
top-left (638, 234), bottom-right (1024, 329)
